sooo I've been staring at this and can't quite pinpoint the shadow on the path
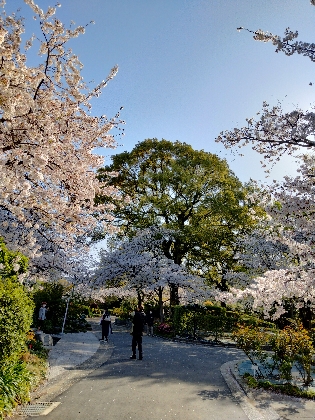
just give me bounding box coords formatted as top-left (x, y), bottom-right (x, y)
top-left (29, 325), bottom-right (314, 420)
top-left (197, 389), bottom-right (232, 400)
top-left (83, 329), bottom-right (244, 389)
top-left (46, 320), bottom-right (311, 420)
top-left (86, 329), bottom-right (312, 419)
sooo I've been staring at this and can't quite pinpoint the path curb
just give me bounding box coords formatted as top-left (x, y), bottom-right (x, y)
top-left (221, 360), bottom-right (280, 420)
top-left (30, 321), bottom-right (115, 403)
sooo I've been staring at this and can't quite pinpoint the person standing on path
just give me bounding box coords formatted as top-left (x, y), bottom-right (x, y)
top-left (38, 302), bottom-right (48, 330)
top-left (130, 305), bottom-right (145, 360)
top-left (146, 309), bottom-right (154, 336)
top-left (100, 308), bottom-right (112, 342)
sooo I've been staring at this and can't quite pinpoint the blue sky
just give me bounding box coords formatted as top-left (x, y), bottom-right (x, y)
top-left (11, 0), bottom-right (315, 184)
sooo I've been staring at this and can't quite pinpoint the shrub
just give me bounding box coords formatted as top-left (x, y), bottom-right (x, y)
top-left (0, 240), bottom-right (49, 418)
top-left (157, 322), bottom-right (173, 336)
top-left (32, 283), bottom-right (95, 333)
top-left (0, 361), bottom-right (31, 416)
top-left (270, 324), bottom-right (314, 385)
top-left (112, 307), bottom-right (125, 318)
top-left (112, 297), bottom-right (137, 320)
top-left (233, 324), bottom-right (270, 378)
top-left (32, 282), bottom-right (66, 333)
top-left (234, 323), bottom-right (315, 386)
top-left (172, 305), bottom-right (275, 342)
top-left (0, 238), bottom-right (33, 368)
top-left (0, 278), bottom-right (34, 368)
top-left (243, 373), bottom-right (315, 399)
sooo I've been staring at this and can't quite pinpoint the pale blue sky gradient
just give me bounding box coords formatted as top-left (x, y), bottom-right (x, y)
top-left (10, 0), bottom-right (315, 184)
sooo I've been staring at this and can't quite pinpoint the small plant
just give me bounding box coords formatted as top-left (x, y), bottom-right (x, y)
top-left (26, 332), bottom-right (48, 360)
top-left (0, 361), bottom-right (31, 417)
top-left (271, 324), bottom-right (314, 386)
top-left (233, 324), bottom-right (270, 378)
top-left (157, 322), bottom-right (173, 336)
top-left (243, 373), bottom-right (315, 399)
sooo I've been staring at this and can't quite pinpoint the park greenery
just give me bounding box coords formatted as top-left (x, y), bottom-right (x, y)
top-left (3, 0), bottom-right (315, 415)
top-left (97, 138), bottom-right (263, 303)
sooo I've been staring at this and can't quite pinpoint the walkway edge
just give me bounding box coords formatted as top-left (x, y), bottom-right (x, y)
top-left (221, 360), bottom-right (280, 420)
top-left (35, 342), bottom-right (114, 403)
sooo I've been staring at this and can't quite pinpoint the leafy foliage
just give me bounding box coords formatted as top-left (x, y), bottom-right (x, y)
top-left (234, 323), bottom-right (314, 386)
top-left (32, 282), bottom-right (95, 333)
top-left (0, 361), bottom-right (32, 416)
top-left (0, 246), bottom-right (34, 367)
top-left (172, 305), bottom-right (274, 343)
top-left (97, 138), bottom-right (261, 300)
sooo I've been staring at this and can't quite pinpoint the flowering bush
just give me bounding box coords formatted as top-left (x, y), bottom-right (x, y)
top-left (233, 324), bottom-right (271, 378)
top-left (233, 323), bottom-right (315, 386)
top-left (270, 325), bottom-right (314, 385)
top-left (157, 322), bottom-right (173, 335)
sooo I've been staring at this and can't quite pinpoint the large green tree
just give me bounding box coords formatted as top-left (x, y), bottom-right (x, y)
top-left (97, 139), bottom-right (261, 304)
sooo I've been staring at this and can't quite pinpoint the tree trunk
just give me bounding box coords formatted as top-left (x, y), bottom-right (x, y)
top-left (137, 291), bottom-right (142, 307)
top-left (162, 239), bottom-right (181, 306)
top-left (299, 300), bottom-right (312, 329)
top-left (170, 283), bottom-right (179, 306)
top-left (158, 286), bottom-right (164, 322)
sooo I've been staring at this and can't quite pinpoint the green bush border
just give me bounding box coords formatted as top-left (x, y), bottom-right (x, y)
top-left (243, 372), bottom-right (315, 399)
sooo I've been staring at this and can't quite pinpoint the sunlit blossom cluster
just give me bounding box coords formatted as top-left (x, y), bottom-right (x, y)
top-left (0, 1), bottom-right (123, 276)
top-left (94, 227), bottom-right (208, 303)
top-left (215, 7), bottom-right (315, 318)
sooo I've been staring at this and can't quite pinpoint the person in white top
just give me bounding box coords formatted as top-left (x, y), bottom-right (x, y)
top-left (100, 308), bottom-right (112, 342)
top-left (38, 302), bottom-right (48, 330)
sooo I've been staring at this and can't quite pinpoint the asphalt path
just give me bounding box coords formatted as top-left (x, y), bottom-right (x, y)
top-left (32, 328), bottom-right (249, 420)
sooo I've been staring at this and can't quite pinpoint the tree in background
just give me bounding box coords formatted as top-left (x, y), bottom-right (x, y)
top-left (97, 138), bottom-right (261, 303)
top-left (94, 227), bottom-right (207, 319)
top-left (0, 0), bottom-right (123, 277)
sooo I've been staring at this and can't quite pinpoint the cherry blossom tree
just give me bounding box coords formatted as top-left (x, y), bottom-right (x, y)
top-left (217, 4), bottom-right (315, 163)
top-left (213, 1), bottom-right (315, 320)
top-left (94, 227), bottom-right (208, 319)
top-left (222, 228), bottom-right (291, 290)
top-left (0, 0), bottom-right (122, 276)
top-left (213, 157), bottom-right (315, 321)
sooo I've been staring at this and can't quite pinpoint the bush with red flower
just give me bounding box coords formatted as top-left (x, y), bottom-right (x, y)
top-left (156, 322), bottom-right (174, 337)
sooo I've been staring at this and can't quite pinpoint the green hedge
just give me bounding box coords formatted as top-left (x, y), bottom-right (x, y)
top-left (0, 278), bottom-right (34, 368)
top-left (172, 305), bottom-right (274, 341)
top-left (0, 238), bottom-right (33, 368)
top-left (0, 239), bottom-right (36, 418)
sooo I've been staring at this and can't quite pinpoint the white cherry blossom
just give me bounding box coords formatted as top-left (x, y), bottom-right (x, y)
top-left (0, 1), bottom-right (123, 275)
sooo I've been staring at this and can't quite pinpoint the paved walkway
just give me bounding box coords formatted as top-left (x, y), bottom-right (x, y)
top-left (16, 318), bottom-right (315, 419)
top-left (48, 331), bottom-right (100, 380)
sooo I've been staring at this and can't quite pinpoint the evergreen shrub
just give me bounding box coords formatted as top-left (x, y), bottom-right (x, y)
top-left (0, 279), bottom-right (34, 367)
top-left (171, 305), bottom-right (276, 342)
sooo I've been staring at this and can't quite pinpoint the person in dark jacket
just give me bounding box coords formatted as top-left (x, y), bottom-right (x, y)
top-left (130, 305), bottom-right (145, 360)
top-left (100, 308), bottom-right (112, 342)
